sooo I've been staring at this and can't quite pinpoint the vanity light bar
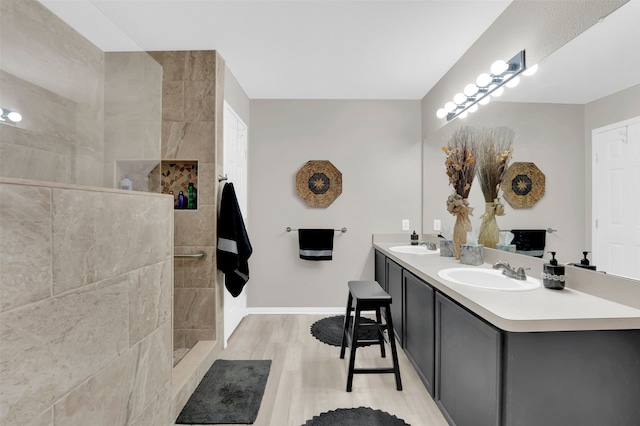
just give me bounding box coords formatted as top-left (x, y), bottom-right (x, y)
top-left (437, 50), bottom-right (526, 122)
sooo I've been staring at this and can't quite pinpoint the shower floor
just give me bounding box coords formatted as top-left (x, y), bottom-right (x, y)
top-left (173, 347), bottom-right (191, 366)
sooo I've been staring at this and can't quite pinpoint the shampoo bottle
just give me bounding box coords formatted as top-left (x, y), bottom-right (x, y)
top-left (178, 191), bottom-right (185, 209)
top-left (120, 174), bottom-right (132, 190)
top-left (188, 183), bottom-right (195, 209)
top-left (542, 251), bottom-right (565, 290)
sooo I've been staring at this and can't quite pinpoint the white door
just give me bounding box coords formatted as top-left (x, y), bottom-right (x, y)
top-left (223, 101), bottom-right (248, 347)
top-left (593, 116), bottom-right (640, 280)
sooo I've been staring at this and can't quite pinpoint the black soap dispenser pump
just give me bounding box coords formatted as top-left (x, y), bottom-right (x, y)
top-left (411, 231), bottom-right (419, 246)
top-left (542, 251), bottom-right (565, 290)
top-left (579, 251), bottom-right (597, 271)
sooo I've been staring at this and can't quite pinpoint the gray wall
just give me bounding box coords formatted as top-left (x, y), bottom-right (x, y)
top-left (248, 100), bottom-right (421, 309)
top-left (224, 65), bottom-right (250, 126)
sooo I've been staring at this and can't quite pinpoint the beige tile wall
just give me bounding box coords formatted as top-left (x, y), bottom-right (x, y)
top-left (148, 50), bottom-right (225, 352)
top-left (0, 179), bottom-right (174, 426)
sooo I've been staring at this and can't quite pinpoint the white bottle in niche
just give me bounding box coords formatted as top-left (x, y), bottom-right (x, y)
top-left (120, 174), bottom-right (132, 190)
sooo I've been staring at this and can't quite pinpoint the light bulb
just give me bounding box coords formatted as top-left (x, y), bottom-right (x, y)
top-left (444, 101), bottom-right (456, 113)
top-left (476, 73), bottom-right (492, 87)
top-left (490, 59), bottom-right (508, 75)
top-left (459, 111), bottom-right (469, 119)
top-left (7, 111), bottom-right (22, 123)
top-left (436, 108), bottom-right (447, 119)
top-left (492, 87), bottom-right (504, 97)
top-left (453, 92), bottom-right (467, 105)
top-left (479, 96), bottom-right (491, 106)
top-left (522, 64), bottom-right (538, 76)
top-left (468, 104), bottom-right (479, 113)
top-left (464, 83), bottom-right (478, 97)
top-left (505, 76), bottom-right (520, 88)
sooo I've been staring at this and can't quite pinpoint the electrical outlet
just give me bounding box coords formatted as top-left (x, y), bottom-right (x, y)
top-left (402, 219), bottom-right (410, 231)
top-left (433, 219), bottom-right (441, 231)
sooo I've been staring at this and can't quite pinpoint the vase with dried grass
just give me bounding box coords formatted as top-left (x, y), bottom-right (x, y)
top-left (443, 126), bottom-right (477, 259)
top-left (475, 127), bottom-right (514, 248)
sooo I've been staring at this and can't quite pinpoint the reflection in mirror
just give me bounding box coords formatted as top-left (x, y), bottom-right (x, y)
top-left (423, 1), bottom-right (640, 280)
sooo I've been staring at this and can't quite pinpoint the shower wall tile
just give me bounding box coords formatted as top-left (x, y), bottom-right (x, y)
top-left (174, 205), bottom-right (217, 247)
top-left (0, 143), bottom-right (73, 184)
top-left (148, 51), bottom-right (187, 81)
top-left (161, 121), bottom-right (216, 161)
top-left (75, 157), bottom-right (105, 187)
top-left (0, 275), bottom-right (129, 426)
top-left (129, 260), bottom-right (172, 345)
top-left (185, 50), bottom-right (217, 81)
top-left (182, 246), bottom-right (216, 288)
top-left (162, 81), bottom-right (184, 122)
top-left (0, 184), bottom-right (52, 312)
top-left (25, 408), bottom-right (52, 426)
top-left (53, 322), bottom-right (171, 425)
top-left (174, 288), bottom-right (215, 329)
top-left (52, 188), bottom-right (172, 294)
top-left (184, 80), bottom-right (216, 122)
top-left (130, 382), bottom-right (172, 426)
top-left (197, 162), bottom-right (216, 206)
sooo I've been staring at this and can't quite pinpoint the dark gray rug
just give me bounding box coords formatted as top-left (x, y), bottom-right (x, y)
top-left (175, 359), bottom-right (271, 424)
top-left (310, 315), bottom-right (379, 347)
top-left (302, 407), bottom-right (411, 425)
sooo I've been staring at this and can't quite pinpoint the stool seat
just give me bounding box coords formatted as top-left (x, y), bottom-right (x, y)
top-left (340, 280), bottom-right (402, 392)
top-left (348, 281), bottom-right (392, 302)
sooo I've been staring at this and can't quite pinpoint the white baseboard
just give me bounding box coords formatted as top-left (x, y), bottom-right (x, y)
top-left (246, 307), bottom-right (344, 315)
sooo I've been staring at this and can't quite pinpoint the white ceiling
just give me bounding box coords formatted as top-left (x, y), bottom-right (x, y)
top-left (39, 0), bottom-right (513, 100)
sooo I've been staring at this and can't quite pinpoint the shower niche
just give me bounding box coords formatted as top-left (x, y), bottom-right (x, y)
top-left (150, 161), bottom-right (199, 210)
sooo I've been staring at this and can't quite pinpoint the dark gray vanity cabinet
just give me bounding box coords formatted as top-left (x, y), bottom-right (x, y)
top-left (403, 270), bottom-right (435, 395)
top-left (386, 257), bottom-right (403, 345)
top-left (374, 250), bottom-right (387, 292)
top-left (435, 293), bottom-right (501, 426)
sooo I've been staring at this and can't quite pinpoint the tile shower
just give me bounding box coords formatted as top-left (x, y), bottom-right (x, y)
top-left (1, 1), bottom-right (225, 423)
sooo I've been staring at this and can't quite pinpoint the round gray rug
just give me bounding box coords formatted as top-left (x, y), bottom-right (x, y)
top-left (302, 407), bottom-right (411, 426)
top-left (310, 315), bottom-right (379, 347)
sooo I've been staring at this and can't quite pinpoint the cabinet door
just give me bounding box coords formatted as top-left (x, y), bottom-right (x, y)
top-left (403, 270), bottom-right (435, 396)
top-left (386, 258), bottom-right (403, 345)
top-left (374, 250), bottom-right (387, 292)
top-left (435, 293), bottom-right (501, 426)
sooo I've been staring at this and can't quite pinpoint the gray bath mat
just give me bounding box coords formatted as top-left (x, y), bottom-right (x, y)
top-left (302, 407), bottom-right (411, 425)
top-left (175, 359), bottom-right (271, 424)
top-left (310, 315), bottom-right (379, 347)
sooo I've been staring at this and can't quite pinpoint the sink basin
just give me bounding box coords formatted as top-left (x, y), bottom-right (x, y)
top-left (437, 267), bottom-right (541, 291)
top-left (389, 245), bottom-right (440, 255)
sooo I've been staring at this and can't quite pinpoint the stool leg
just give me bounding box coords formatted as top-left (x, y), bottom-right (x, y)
top-left (384, 302), bottom-right (403, 391)
top-left (375, 307), bottom-right (386, 358)
top-left (346, 305), bottom-right (361, 392)
top-left (340, 293), bottom-right (353, 359)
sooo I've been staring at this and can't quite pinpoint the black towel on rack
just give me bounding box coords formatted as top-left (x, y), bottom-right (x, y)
top-left (217, 183), bottom-right (252, 297)
top-left (298, 229), bottom-right (334, 261)
top-left (510, 229), bottom-right (546, 258)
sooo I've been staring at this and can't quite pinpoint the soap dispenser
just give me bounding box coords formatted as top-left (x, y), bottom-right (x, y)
top-left (542, 251), bottom-right (565, 290)
top-left (578, 251), bottom-right (597, 271)
top-left (410, 231), bottom-right (419, 246)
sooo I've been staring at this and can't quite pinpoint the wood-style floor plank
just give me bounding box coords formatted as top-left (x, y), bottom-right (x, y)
top-left (177, 314), bottom-right (449, 426)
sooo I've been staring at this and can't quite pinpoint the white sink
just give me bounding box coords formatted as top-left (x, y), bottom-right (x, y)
top-left (389, 245), bottom-right (440, 255)
top-left (437, 267), bottom-right (541, 291)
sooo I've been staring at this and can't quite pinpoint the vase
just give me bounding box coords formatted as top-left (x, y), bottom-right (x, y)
top-left (453, 211), bottom-right (472, 259)
top-left (477, 201), bottom-right (504, 249)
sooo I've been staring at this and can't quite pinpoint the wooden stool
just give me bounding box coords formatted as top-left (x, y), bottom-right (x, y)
top-left (339, 280), bottom-right (402, 392)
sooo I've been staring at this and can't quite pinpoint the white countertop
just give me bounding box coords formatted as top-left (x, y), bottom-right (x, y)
top-left (374, 241), bottom-right (640, 332)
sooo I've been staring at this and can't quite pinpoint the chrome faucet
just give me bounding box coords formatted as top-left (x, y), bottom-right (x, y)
top-left (419, 241), bottom-right (438, 251)
top-left (493, 260), bottom-right (529, 280)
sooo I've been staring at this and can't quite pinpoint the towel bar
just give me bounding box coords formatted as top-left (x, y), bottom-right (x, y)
top-left (174, 252), bottom-right (207, 259)
top-left (286, 227), bottom-right (347, 233)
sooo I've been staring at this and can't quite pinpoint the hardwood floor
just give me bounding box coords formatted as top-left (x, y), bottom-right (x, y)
top-left (181, 314), bottom-right (449, 426)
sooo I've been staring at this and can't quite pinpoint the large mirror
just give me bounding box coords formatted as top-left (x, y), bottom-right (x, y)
top-left (423, 1), bottom-right (640, 280)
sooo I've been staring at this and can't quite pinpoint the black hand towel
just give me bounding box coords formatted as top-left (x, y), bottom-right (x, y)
top-left (298, 229), bottom-right (334, 261)
top-left (217, 183), bottom-right (252, 297)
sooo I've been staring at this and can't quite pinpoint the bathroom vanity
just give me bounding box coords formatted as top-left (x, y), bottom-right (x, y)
top-left (373, 239), bottom-right (640, 426)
